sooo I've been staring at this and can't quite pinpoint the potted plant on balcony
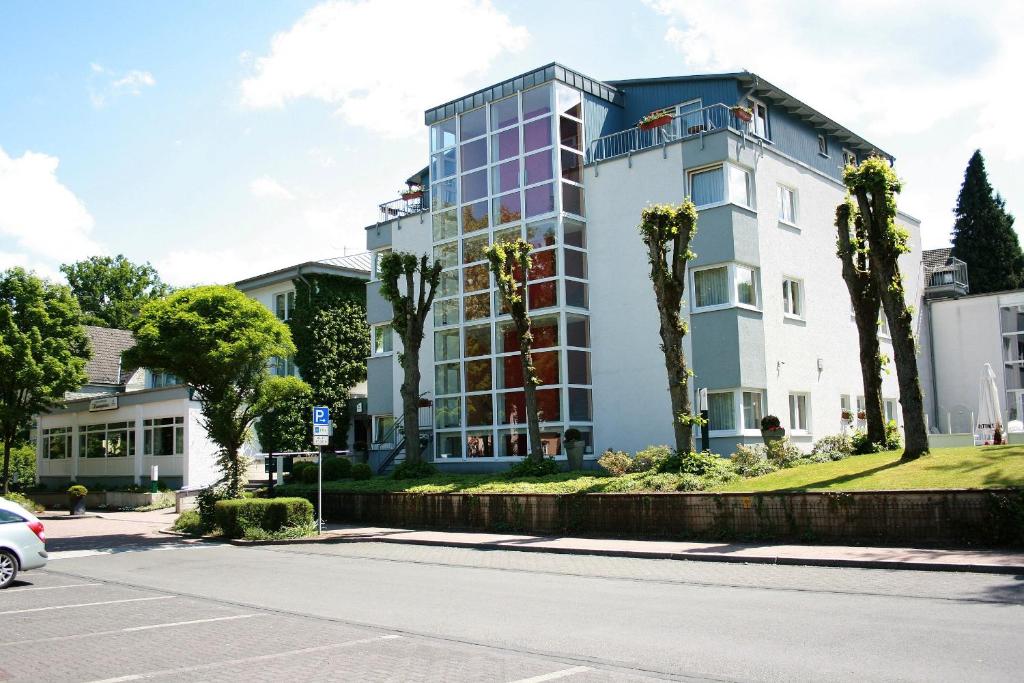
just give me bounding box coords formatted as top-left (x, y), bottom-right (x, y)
top-left (730, 105), bottom-right (753, 123)
top-left (637, 108), bottom-right (673, 131)
top-left (401, 185), bottom-right (423, 201)
top-left (841, 409), bottom-right (853, 422)
top-left (67, 484), bottom-right (88, 516)
top-left (760, 415), bottom-right (786, 443)
top-left (563, 428), bottom-right (585, 471)
top-left (856, 410), bottom-right (867, 421)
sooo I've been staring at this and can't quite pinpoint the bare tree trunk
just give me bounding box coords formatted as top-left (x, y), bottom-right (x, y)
top-left (514, 318), bottom-right (544, 461)
top-left (2, 437), bottom-right (11, 495)
top-left (657, 304), bottom-right (693, 452)
top-left (853, 306), bottom-right (886, 444)
top-left (400, 342), bottom-right (422, 464)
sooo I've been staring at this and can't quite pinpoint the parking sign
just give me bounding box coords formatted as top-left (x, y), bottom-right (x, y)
top-left (313, 406), bottom-right (330, 426)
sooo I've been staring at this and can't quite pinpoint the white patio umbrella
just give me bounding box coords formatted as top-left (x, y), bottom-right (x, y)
top-left (977, 363), bottom-right (1003, 442)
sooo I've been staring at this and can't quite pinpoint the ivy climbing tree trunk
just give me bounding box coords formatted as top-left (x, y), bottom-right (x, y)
top-left (379, 253), bottom-right (442, 465)
top-left (835, 202), bottom-right (886, 445)
top-left (845, 158), bottom-right (929, 460)
top-left (485, 239), bottom-right (543, 462)
top-left (639, 201), bottom-right (700, 453)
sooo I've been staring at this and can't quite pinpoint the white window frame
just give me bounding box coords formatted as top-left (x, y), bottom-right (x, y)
top-left (707, 388), bottom-right (765, 436)
top-left (373, 415), bottom-right (396, 447)
top-left (371, 249), bottom-right (392, 282)
top-left (747, 96), bottom-right (769, 139)
top-left (884, 399), bottom-right (899, 424)
top-left (788, 392), bottom-right (810, 434)
top-left (842, 148), bottom-right (857, 167)
top-left (817, 134), bottom-right (829, 158)
top-left (776, 184), bottom-right (797, 227)
top-left (782, 277), bottom-right (804, 320)
top-left (691, 262), bottom-right (761, 313)
top-left (687, 163), bottom-right (754, 211)
top-left (371, 323), bottom-right (394, 356)
top-left (274, 290), bottom-right (296, 322)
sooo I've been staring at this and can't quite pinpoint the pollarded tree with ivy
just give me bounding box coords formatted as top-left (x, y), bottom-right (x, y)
top-left (378, 253), bottom-right (442, 464)
top-left (639, 201), bottom-right (700, 453)
top-left (484, 238), bottom-right (543, 462)
top-left (844, 158), bottom-right (929, 460)
top-left (835, 200), bottom-right (886, 446)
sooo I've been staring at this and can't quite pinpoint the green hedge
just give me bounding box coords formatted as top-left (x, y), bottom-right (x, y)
top-left (213, 497), bottom-right (314, 538)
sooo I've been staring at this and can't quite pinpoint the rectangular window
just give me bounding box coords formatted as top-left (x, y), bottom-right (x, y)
top-left (842, 148), bottom-right (857, 167)
top-left (841, 395), bottom-right (852, 419)
top-left (742, 391), bottom-right (763, 430)
top-left (777, 185), bottom-right (796, 224)
top-left (783, 278), bottom-right (804, 318)
top-left (372, 324), bottom-right (393, 355)
top-left (373, 415), bottom-right (396, 443)
top-left (42, 427), bottom-right (72, 459)
top-left (689, 164), bottom-right (752, 208)
top-left (274, 291), bottom-right (295, 321)
top-left (789, 394), bottom-right (809, 432)
top-left (80, 422), bottom-right (136, 458)
top-left (817, 134), bottom-right (828, 157)
top-left (728, 165), bottom-right (752, 208)
top-left (693, 266), bottom-right (729, 308)
top-left (708, 392), bottom-right (735, 432)
top-left (748, 98), bottom-right (769, 139)
top-left (884, 399), bottom-right (898, 423)
top-left (735, 266), bottom-right (757, 306)
top-left (143, 417), bottom-right (185, 456)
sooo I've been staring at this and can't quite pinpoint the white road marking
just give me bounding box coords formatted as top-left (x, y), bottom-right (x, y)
top-left (5, 583), bottom-right (101, 591)
top-left (511, 666), bottom-right (593, 683)
top-left (86, 634), bottom-right (402, 682)
top-left (0, 614), bottom-right (260, 647)
top-left (48, 544), bottom-right (211, 560)
top-left (0, 596), bottom-right (174, 616)
top-left (122, 613), bottom-right (261, 631)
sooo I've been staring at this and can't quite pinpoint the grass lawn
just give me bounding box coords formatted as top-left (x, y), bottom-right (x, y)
top-left (713, 444), bottom-right (1024, 492)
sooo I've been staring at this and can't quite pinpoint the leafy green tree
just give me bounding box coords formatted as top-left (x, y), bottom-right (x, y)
top-left (289, 274), bottom-right (368, 449)
top-left (255, 376), bottom-right (312, 456)
top-left (0, 268), bottom-right (90, 493)
top-left (951, 150), bottom-right (1023, 294)
top-left (844, 158), bottom-right (928, 460)
top-left (126, 285), bottom-right (294, 496)
top-left (639, 201), bottom-right (700, 453)
top-left (60, 255), bottom-right (171, 329)
top-left (378, 253), bottom-right (442, 464)
top-left (836, 200), bottom-right (886, 445)
top-left (485, 239), bottom-right (543, 462)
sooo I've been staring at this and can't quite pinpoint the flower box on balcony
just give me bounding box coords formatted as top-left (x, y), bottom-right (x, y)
top-left (401, 190), bottom-right (423, 201)
top-left (638, 114), bottom-right (672, 131)
top-left (857, 411), bottom-right (867, 420)
top-left (841, 410), bottom-right (853, 421)
top-left (731, 106), bottom-right (753, 123)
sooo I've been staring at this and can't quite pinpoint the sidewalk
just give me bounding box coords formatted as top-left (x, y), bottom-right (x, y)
top-left (298, 524), bottom-right (1024, 574)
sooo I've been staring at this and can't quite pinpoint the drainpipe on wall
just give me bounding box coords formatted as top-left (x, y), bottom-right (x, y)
top-left (295, 264), bottom-right (314, 304)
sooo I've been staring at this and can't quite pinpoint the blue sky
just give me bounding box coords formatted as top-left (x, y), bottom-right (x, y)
top-left (1, 0), bottom-right (1020, 285)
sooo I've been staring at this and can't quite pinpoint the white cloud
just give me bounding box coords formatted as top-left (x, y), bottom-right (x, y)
top-left (89, 63), bottom-right (155, 108)
top-left (645, 0), bottom-right (1022, 246)
top-left (249, 175), bottom-right (296, 200)
top-left (0, 146), bottom-right (103, 271)
top-left (239, 0), bottom-right (529, 136)
top-left (112, 70), bottom-right (156, 93)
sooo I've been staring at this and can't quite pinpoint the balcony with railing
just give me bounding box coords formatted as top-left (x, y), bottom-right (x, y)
top-left (587, 103), bottom-right (753, 164)
top-left (924, 257), bottom-right (969, 299)
top-left (378, 188), bottom-right (429, 223)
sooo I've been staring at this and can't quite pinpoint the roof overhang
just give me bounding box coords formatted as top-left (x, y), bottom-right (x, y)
top-left (234, 261), bottom-right (369, 292)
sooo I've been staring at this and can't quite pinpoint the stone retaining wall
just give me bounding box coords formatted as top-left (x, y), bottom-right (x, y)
top-left (294, 489), bottom-right (1024, 547)
top-left (27, 491), bottom-right (174, 511)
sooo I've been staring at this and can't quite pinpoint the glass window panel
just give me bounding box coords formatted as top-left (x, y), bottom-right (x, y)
top-left (565, 281), bottom-right (588, 309)
top-left (436, 432), bottom-right (463, 459)
top-left (533, 350), bottom-right (559, 385)
top-left (694, 267), bottom-right (728, 308)
top-left (524, 150), bottom-right (553, 185)
top-left (434, 329), bottom-right (460, 361)
top-left (498, 320), bottom-right (518, 354)
top-left (559, 116), bottom-right (582, 151)
top-left (528, 249), bottom-right (557, 280)
top-left (563, 218), bottom-right (586, 248)
top-left (490, 96), bottom-right (518, 129)
top-left (494, 289), bottom-right (510, 316)
top-left (434, 298), bottom-right (460, 326)
top-left (374, 324), bottom-right (394, 354)
top-left (533, 315), bottom-right (558, 348)
top-left (561, 182), bottom-right (585, 217)
top-left (460, 138), bottom-right (487, 171)
top-left (464, 324), bottom-right (491, 358)
top-left (431, 118), bottom-right (456, 151)
top-left (564, 249), bottom-right (586, 279)
top-left (742, 391), bottom-right (763, 430)
top-left (464, 292), bottom-right (490, 321)
top-left (492, 159), bottom-right (520, 194)
top-left (435, 362), bottom-right (461, 395)
top-left (436, 398), bottom-right (462, 429)
top-left (463, 234), bottom-right (489, 263)
top-left (567, 350), bottom-right (591, 384)
top-left (528, 280), bottom-right (557, 310)
top-left (560, 149), bottom-right (583, 183)
top-left (523, 117), bottom-right (552, 153)
top-left (525, 183), bottom-right (555, 218)
top-left (569, 388), bottom-right (592, 421)
top-left (494, 225), bottom-right (522, 245)
top-left (461, 201), bottom-right (489, 233)
top-left (492, 192), bottom-right (522, 225)
top-left (438, 269), bottom-right (459, 298)
top-left (466, 430), bottom-right (494, 458)
top-left (540, 431), bottom-right (562, 457)
top-left (708, 392), bottom-right (735, 431)
top-left (499, 428), bottom-right (528, 457)
top-left (432, 178), bottom-right (457, 211)
top-left (736, 266), bottom-right (757, 306)
top-left (461, 169), bottom-right (488, 202)
top-left (433, 241), bottom-right (458, 268)
top-left (460, 107), bottom-right (486, 141)
top-left (498, 353), bottom-right (522, 388)
top-left (431, 148), bottom-right (456, 180)
top-left (432, 209), bottom-right (458, 241)
top-left (499, 392), bottom-right (526, 426)
top-left (465, 358), bottom-right (492, 392)
top-left (466, 394), bottom-right (493, 427)
top-left (556, 84), bottom-right (582, 118)
top-left (522, 85), bottom-right (551, 120)
top-left (690, 167), bottom-right (724, 206)
top-left (566, 314), bottom-right (590, 348)
top-left (729, 165), bottom-right (752, 207)
top-left (491, 128), bottom-right (519, 162)
top-left (537, 388), bottom-right (561, 422)
top-left (463, 263), bottom-right (489, 292)
top-left (778, 186), bottom-right (796, 223)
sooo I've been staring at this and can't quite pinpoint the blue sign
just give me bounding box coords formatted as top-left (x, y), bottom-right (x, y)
top-left (313, 406), bottom-right (330, 426)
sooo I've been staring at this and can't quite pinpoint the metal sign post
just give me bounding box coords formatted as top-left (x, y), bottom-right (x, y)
top-left (312, 406), bottom-right (330, 535)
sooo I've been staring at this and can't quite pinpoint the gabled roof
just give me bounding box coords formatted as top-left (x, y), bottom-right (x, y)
top-left (83, 326), bottom-right (135, 385)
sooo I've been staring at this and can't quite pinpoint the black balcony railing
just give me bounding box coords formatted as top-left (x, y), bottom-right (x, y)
top-left (378, 191), bottom-right (428, 222)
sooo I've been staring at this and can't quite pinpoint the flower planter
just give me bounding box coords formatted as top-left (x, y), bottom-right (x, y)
top-left (639, 115), bottom-right (672, 131)
top-left (564, 440), bottom-right (585, 471)
top-left (731, 107), bottom-right (753, 123)
top-left (401, 191), bottom-right (423, 201)
top-left (68, 495), bottom-right (86, 516)
top-left (760, 427), bottom-right (786, 443)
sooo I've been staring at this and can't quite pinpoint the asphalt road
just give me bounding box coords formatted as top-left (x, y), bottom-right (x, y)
top-left (2, 525), bottom-right (1022, 681)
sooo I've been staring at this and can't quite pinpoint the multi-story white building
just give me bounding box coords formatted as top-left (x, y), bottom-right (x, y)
top-left (364, 64), bottom-right (923, 472)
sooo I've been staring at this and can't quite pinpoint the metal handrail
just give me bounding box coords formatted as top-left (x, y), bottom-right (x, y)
top-left (378, 193), bottom-right (428, 222)
top-left (586, 103), bottom-right (749, 164)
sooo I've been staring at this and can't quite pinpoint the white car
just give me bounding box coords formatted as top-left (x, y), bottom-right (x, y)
top-left (0, 497), bottom-right (47, 588)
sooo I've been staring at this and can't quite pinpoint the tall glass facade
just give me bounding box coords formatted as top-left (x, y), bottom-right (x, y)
top-left (429, 82), bottom-right (592, 460)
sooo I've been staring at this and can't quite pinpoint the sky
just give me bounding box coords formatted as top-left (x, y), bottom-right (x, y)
top-left (1, 0), bottom-right (1020, 286)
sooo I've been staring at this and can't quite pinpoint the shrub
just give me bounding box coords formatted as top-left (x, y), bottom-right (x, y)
top-left (67, 484), bottom-right (88, 498)
top-left (392, 460), bottom-right (437, 480)
top-left (850, 430), bottom-right (883, 455)
top-left (675, 473), bottom-right (704, 491)
top-left (299, 463), bottom-right (319, 484)
top-left (630, 445), bottom-right (671, 473)
top-left (1, 492), bottom-right (43, 514)
top-left (214, 497), bottom-right (314, 539)
top-left (884, 420), bottom-right (902, 450)
top-left (564, 428), bottom-right (582, 441)
top-left (760, 415), bottom-right (781, 431)
top-left (730, 443), bottom-right (778, 478)
top-left (765, 438), bottom-right (803, 468)
top-left (4, 444), bottom-right (36, 490)
top-left (196, 485), bottom-right (229, 533)
top-left (285, 460), bottom-right (314, 484)
top-left (811, 434), bottom-right (853, 461)
top-left (322, 457), bottom-right (352, 481)
top-left (597, 449), bottom-right (632, 476)
top-left (658, 450), bottom-right (724, 476)
top-left (507, 457), bottom-right (560, 478)
top-left (351, 463), bottom-right (373, 480)
top-left (172, 509), bottom-right (203, 535)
